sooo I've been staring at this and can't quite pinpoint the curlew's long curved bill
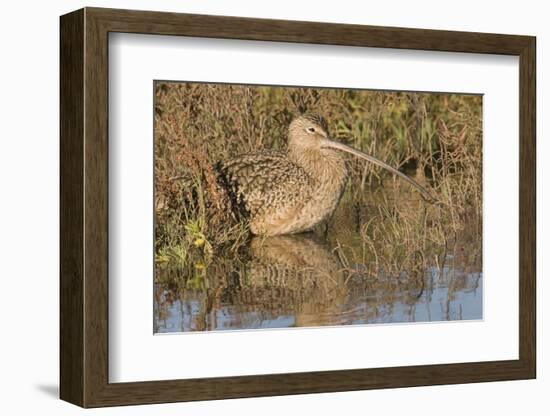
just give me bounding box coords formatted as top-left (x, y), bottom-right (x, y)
top-left (322, 139), bottom-right (434, 202)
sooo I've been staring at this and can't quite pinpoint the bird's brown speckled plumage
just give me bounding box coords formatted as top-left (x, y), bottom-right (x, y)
top-left (216, 113), bottom-right (431, 236)
top-left (217, 114), bottom-right (348, 235)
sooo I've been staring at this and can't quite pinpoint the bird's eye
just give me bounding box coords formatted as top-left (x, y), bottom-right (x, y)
top-left (307, 127), bottom-right (316, 133)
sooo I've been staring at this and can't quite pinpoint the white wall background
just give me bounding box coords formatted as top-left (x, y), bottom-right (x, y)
top-left (0, 1), bottom-right (545, 414)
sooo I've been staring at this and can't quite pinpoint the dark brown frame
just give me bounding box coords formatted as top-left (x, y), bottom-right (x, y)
top-left (60, 7), bottom-right (536, 408)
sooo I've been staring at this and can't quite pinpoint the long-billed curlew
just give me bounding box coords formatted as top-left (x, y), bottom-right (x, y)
top-left (217, 113), bottom-right (432, 236)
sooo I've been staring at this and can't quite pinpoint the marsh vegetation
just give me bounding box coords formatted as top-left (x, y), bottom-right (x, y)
top-left (153, 82), bottom-right (482, 332)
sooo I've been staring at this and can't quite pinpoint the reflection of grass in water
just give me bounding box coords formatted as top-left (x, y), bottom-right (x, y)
top-left (328, 182), bottom-right (481, 287)
top-left (153, 83), bottom-right (482, 329)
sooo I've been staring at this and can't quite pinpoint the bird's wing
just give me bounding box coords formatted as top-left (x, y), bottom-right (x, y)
top-left (217, 151), bottom-right (313, 217)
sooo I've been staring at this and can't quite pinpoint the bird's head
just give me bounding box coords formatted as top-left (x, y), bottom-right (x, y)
top-left (288, 113), bottom-right (331, 153)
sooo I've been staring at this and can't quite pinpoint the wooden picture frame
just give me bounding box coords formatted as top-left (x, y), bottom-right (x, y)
top-left (60, 7), bottom-right (536, 408)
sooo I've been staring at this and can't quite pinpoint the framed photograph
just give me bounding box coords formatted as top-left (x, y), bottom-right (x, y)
top-left (60, 7), bottom-right (536, 407)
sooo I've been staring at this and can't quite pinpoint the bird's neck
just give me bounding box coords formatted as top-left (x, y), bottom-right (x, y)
top-left (289, 148), bottom-right (348, 191)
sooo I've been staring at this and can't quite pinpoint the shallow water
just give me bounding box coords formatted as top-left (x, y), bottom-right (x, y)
top-left (154, 187), bottom-right (482, 333)
top-left (154, 263), bottom-right (482, 333)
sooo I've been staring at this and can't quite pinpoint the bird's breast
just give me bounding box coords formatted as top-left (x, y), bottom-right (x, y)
top-left (251, 153), bottom-right (348, 235)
